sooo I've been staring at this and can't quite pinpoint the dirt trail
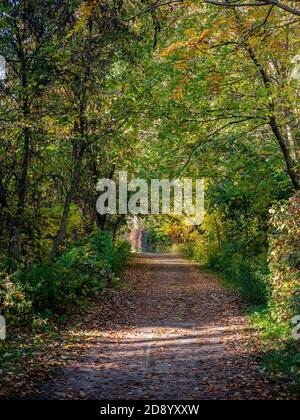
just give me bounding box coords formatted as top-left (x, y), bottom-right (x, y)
top-left (33, 254), bottom-right (275, 400)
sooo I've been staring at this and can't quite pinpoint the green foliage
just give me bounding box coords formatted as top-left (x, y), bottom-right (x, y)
top-left (174, 170), bottom-right (274, 305)
top-left (142, 228), bottom-right (172, 253)
top-left (89, 231), bottom-right (131, 276)
top-left (0, 0), bottom-right (299, 397)
top-left (250, 307), bottom-right (300, 396)
top-left (176, 242), bottom-right (199, 261)
top-left (21, 204), bottom-right (84, 264)
top-left (0, 271), bottom-right (32, 324)
top-left (268, 198), bottom-right (300, 322)
top-left (0, 232), bottom-right (131, 322)
top-left (111, 240), bottom-right (132, 276)
top-left (208, 242), bottom-right (268, 305)
top-left (179, 235), bottom-right (268, 305)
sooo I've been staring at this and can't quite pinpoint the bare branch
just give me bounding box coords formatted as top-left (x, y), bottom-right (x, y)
top-left (204, 1), bottom-right (300, 17)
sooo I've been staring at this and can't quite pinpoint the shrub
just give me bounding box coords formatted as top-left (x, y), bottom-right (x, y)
top-left (269, 197), bottom-right (300, 322)
top-left (205, 240), bottom-right (268, 305)
top-left (142, 229), bottom-right (172, 253)
top-left (111, 240), bottom-right (131, 275)
top-left (0, 271), bottom-right (32, 324)
top-left (179, 236), bottom-right (268, 305)
top-left (0, 232), bottom-right (131, 321)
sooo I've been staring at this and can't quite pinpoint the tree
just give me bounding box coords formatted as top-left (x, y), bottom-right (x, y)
top-left (48, 1), bottom-right (142, 259)
top-left (204, 1), bottom-right (300, 17)
top-left (145, 4), bottom-right (300, 190)
top-left (0, 0), bottom-right (74, 262)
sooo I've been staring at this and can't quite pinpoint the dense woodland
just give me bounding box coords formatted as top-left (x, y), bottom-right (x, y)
top-left (0, 0), bottom-right (299, 398)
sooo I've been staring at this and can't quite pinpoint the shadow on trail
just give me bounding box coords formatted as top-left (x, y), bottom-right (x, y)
top-left (29, 254), bottom-right (276, 401)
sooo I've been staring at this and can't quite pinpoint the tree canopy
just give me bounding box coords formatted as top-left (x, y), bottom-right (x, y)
top-left (0, 0), bottom-right (299, 399)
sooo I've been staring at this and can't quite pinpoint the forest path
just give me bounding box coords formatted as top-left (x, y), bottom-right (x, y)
top-left (34, 254), bottom-right (274, 400)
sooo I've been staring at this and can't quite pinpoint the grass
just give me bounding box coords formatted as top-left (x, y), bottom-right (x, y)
top-left (200, 265), bottom-right (300, 398)
top-left (248, 306), bottom-right (300, 397)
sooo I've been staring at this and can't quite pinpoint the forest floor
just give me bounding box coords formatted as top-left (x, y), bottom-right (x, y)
top-left (15, 253), bottom-right (284, 400)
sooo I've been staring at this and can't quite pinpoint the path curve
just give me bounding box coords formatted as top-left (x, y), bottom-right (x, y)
top-left (33, 254), bottom-right (275, 400)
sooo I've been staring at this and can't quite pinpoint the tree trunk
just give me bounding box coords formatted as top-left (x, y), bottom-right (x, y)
top-left (0, 173), bottom-right (7, 208)
top-left (8, 29), bottom-right (32, 261)
top-left (49, 148), bottom-right (84, 261)
top-left (269, 117), bottom-right (300, 191)
top-left (113, 216), bottom-right (122, 242)
top-left (9, 125), bottom-right (31, 260)
top-left (245, 44), bottom-right (300, 191)
top-left (0, 173), bottom-right (8, 247)
top-left (214, 217), bottom-right (222, 253)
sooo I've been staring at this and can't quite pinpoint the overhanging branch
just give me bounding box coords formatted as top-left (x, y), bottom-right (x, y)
top-left (204, 1), bottom-right (300, 17)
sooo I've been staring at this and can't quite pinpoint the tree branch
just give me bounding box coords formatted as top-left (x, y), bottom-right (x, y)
top-left (204, 1), bottom-right (300, 17)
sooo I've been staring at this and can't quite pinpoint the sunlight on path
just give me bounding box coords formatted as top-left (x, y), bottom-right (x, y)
top-left (33, 254), bottom-right (274, 400)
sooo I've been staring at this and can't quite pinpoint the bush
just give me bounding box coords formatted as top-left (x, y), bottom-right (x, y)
top-left (0, 232), bottom-right (131, 321)
top-left (176, 242), bottom-right (196, 260)
top-left (142, 229), bottom-right (172, 253)
top-left (205, 240), bottom-right (268, 305)
top-left (179, 236), bottom-right (268, 305)
top-left (269, 197), bottom-right (300, 322)
top-left (111, 240), bottom-right (131, 275)
top-left (0, 271), bottom-right (32, 324)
